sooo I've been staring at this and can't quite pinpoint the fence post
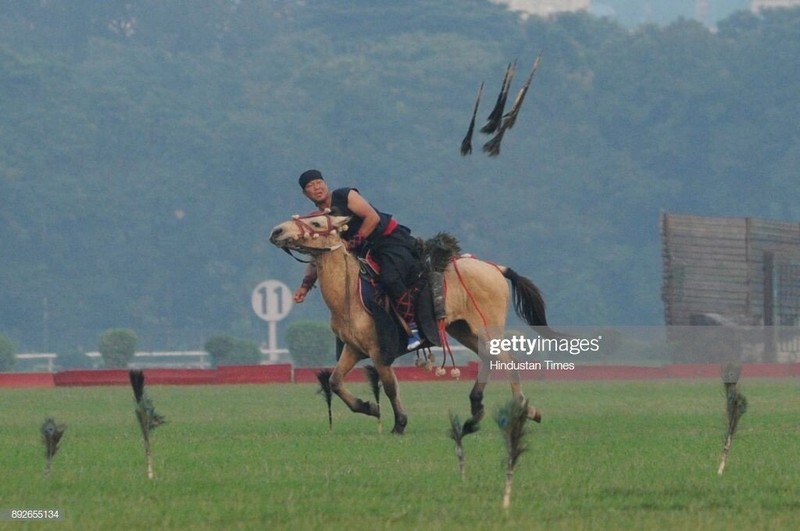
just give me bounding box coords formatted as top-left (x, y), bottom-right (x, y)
top-left (763, 251), bottom-right (776, 362)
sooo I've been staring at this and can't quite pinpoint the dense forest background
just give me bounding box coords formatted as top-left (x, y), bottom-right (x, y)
top-left (2, 0), bottom-right (799, 355)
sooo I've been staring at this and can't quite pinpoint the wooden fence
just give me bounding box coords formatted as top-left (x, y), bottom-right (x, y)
top-left (661, 213), bottom-right (800, 361)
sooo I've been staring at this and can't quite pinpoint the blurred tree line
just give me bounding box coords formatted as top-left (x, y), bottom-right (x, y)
top-left (2, 1), bottom-right (800, 355)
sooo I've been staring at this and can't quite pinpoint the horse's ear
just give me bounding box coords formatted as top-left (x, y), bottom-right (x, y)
top-left (330, 215), bottom-right (351, 228)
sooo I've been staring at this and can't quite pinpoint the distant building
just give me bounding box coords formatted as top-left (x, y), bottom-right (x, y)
top-left (491, 0), bottom-right (591, 18)
top-left (751, 0), bottom-right (800, 11)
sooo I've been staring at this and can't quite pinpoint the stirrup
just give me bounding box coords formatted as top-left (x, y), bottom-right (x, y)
top-left (407, 329), bottom-right (422, 351)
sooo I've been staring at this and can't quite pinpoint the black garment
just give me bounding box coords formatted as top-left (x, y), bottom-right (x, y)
top-left (329, 187), bottom-right (421, 301)
top-left (330, 187), bottom-right (392, 242)
top-left (369, 224), bottom-right (422, 301)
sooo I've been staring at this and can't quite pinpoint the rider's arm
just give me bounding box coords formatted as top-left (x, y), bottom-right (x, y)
top-left (345, 190), bottom-right (381, 250)
top-left (294, 263), bottom-right (318, 303)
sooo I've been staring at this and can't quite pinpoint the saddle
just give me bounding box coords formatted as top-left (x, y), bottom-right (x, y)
top-left (354, 234), bottom-right (460, 366)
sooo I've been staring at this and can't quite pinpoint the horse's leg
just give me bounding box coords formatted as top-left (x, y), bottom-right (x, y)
top-left (482, 347), bottom-right (543, 422)
top-left (448, 321), bottom-right (542, 423)
top-left (501, 353), bottom-right (542, 422)
top-left (329, 344), bottom-right (379, 418)
top-left (469, 362), bottom-right (489, 422)
top-left (488, 341), bottom-right (542, 422)
top-left (373, 363), bottom-right (408, 434)
top-left (446, 321), bottom-right (487, 422)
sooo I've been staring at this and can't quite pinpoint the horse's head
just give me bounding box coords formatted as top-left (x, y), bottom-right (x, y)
top-left (269, 212), bottom-right (350, 256)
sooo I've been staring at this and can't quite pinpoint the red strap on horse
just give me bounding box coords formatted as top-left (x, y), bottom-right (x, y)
top-left (452, 256), bottom-right (491, 330)
top-left (437, 285), bottom-right (459, 374)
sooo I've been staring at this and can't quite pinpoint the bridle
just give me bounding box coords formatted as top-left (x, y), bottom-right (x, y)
top-left (278, 212), bottom-right (345, 263)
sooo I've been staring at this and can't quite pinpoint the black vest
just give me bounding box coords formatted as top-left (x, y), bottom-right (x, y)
top-left (330, 187), bottom-right (392, 241)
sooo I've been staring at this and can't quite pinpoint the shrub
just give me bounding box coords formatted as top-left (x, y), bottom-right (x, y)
top-left (0, 333), bottom-right (16, 372)
top-left (286, 321), bottom-right (336, 367)
top-left (204, 335), bottom-right (262, 366)
top-left (98, 328), bottom-right (138, 368)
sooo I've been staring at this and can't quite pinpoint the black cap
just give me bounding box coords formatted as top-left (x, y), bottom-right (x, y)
top-left (299, 169), bottom-right (323, 189)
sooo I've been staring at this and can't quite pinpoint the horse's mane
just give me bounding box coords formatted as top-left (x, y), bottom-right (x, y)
top-left (418, 232), bottom-right (462, 272)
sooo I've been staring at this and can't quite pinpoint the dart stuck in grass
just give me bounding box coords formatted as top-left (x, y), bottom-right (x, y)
top-left (718, 363), bottom-right (747, 475)
top-left (447, 411), bottom-right (480, 480)
top-left (364, 365), bottom-right (382, 433)
top-left (129, 370), bottom-right (165, 480)
top-left (41, 417), bottom-right (65, 478)
top-left (495, 399), bottom-right (530, 510)
top-left (316, 369), bottom-right (334, 430)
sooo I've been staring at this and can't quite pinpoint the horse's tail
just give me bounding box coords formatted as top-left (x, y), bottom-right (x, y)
top-left (501, 267), bottom-right (561, 339)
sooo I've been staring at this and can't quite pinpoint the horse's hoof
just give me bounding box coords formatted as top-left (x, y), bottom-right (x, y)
top-left (528, 406), bottom-right (542, 423)
top-left (391, 416), bottom-right (408, 435)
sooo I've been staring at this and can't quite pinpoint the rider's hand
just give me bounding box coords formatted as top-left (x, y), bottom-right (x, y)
top-left (293, 286), bottom-right (309, 303)
top-left (346, 232), bottom-right (366, 252)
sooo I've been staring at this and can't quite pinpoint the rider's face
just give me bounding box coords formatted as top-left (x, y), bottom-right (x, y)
top-left (303, 179), bottom-right (328, 204)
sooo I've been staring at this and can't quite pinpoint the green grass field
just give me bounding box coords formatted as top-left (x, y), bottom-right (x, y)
top-left (1, 378), bottom-right (798, 530)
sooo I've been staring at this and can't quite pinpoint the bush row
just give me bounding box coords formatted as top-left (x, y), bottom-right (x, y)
top-left (0, 321), bottom-right (336, 371)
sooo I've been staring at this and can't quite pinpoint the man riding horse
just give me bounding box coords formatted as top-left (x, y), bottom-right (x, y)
top-left (292, 169), bottom-right (424, 351)
top-left (271, 210), bottom-right (555, 432)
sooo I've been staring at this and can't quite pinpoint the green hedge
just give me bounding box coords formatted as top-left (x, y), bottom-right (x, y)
top-left (286, 321), bottom-right (336, 367)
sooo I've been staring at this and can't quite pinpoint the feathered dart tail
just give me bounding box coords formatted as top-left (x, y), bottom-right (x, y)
top-left (130, 369), bottom-right (145, 403)
top-left (481, 61), bottom-right (516, 134)
top-left (482, 127), bottom-right (506, 157)
top-left (501, 53), bottom-right (542, 131)
top-left (364, 365), bottom-right (382, 433)
top-left (460, 82), bottom-right (484, 156)
top-left (316, 369), bottom-right (333, 430)
top-left (484, 53), bottom-right (542, 157)
top-left (41, 418), bottom-right (66, 478)
top-left (718, 363), bottom-right (747, 475)
top-left (448, 411), bottom-right (481, 480)
top-left (129, 370), bottom-right (165, 480)
top-left (496, 399), bottom-right (529, 510)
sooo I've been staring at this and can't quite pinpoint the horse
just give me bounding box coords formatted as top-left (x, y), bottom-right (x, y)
top-left (269, 212), bottom-right (559, 434)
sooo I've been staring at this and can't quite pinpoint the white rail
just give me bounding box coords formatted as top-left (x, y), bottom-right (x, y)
top-left (15, 353), bottom-right (58, 373)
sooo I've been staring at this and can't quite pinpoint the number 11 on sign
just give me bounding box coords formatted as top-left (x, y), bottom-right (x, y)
top-left (251, 280), bottom-right (293, 360)
top-left (251, 280), bottom-right (292, 322)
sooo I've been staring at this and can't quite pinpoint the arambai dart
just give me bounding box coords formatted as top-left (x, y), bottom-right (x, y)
top-left (270, 211), bottom-right (563, 434)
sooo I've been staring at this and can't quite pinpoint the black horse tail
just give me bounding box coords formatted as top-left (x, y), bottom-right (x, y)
top-left (502, 267), bottom-right (561, 339)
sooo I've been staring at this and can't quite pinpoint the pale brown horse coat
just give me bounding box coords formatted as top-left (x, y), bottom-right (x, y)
top-left (269, 213), bottom-right (556, 434)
